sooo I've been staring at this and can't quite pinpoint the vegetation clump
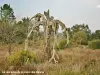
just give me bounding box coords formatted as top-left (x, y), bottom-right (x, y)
top-left (55, 39), bottom-right (67, 50)
top-left (88, 39), bottom-right (100, 49)
top-left (7, 50), bottom-right (38, 66)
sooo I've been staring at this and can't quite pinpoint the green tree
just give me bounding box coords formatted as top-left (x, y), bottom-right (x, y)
top-left (0, 4), bottom-right (16, 54)
top-left (0, 4), bottom-right (16, 43)
top-left (92, 30), bottom-right (100, 40)
top-left (0, 4), bottom-right (15, 22)
top-left (72, 31), bottom-right (88, 46)
top-left (71, 24), bottom-right (91, 40)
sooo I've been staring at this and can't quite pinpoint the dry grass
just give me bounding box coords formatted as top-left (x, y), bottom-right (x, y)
top-left (30, 47), bottom-right (100, 75)
top-left (34, 47), bottom-right (100, 75)
top-left (0, 44), bottom-right (100, 75)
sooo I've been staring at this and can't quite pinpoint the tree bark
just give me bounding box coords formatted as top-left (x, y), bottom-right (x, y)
top-left (45, 25), bottom-right (51, 60)
top-left (49, 28), bottom-right (59, 63)
top-left (24, 22), bottom-right (39, 51)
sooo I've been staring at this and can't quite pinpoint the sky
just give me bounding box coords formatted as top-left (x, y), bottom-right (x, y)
top-left (0, 0), bottom-right (100, 32)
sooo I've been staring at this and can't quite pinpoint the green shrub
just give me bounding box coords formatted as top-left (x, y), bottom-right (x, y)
top-left (88, 39), bottom-right (100, 49)
top-left (55, 39), bottom-right (67, 50)
top-left (7, 50), bottom-right (38, 66)
top-left (72, 31), bottom-right (88, 46)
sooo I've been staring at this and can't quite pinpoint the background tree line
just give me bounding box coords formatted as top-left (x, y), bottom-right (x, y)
top-left (0, 4), bottom-right (100, 49)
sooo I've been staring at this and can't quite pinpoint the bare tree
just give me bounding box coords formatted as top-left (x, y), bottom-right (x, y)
top-left (24, 10), bottom-right (69, 63)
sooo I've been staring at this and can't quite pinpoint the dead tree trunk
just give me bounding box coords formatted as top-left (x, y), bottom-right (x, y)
top-left (25, 26), bottom-right (34, 51)
top-left (24, 21), bottom-right (39, 51)
top-left (49, 27), bottom-right (59, 63)
top-left (45, 25), bottom-right (52, 60)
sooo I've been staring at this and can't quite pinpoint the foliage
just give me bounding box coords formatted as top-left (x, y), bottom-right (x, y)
top-left (88, 39), bottom-right (100, 49)
top-left (71, 24), bottom-right (91, 41)
top-left (0, 4), bottom-right (30, 44)
top-left (7, 50), bottom-right (38, 66)
top-left (0, 4), bottom-right (16, 44)
top-left (71, 24), bottom-right (89, 32)
top-left (0, 21), bottom-right (16, 44)
top-left (92, 30), bottom-right (100, 40)
top-left (0, 4), bottom-right (15, 22)
top-left (14, 17), bottom-right (30, 44)
top-left (72, 31), bottom-right (88, 45)
top-left (55, 39), bottom-right (67, 50)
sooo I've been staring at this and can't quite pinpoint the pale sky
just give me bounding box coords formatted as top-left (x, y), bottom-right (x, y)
top-left (0, 0), bottom-right (100, 32)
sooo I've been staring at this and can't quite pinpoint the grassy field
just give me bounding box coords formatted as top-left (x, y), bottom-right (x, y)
top-left (0, 44), bottom-right (100, 75)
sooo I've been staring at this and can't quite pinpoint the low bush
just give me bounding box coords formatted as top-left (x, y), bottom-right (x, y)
top-left (6, 50), bottom-right (38, 66)
top-left (55, 39), bottom-right (67, 50)
top-left (88, 39), bottom-right (100, 49)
